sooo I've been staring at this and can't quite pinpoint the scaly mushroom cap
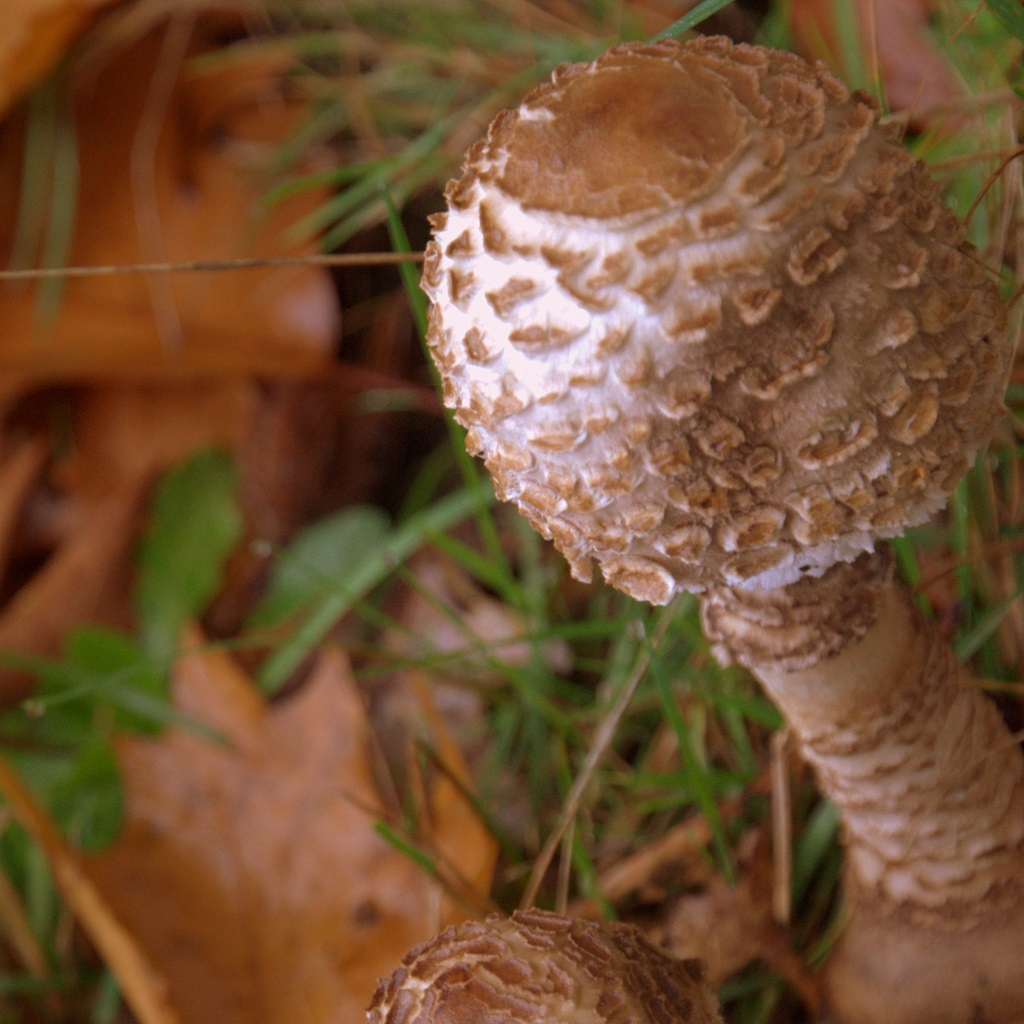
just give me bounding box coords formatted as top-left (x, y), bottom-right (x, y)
top-left (422, 36), bottom-right (1009, 602)
top-left (366, 909), bottom-right (723, 1024)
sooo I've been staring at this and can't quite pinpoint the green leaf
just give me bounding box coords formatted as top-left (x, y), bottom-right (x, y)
top-left (649, 654), bottom-right (736, 885)
top-left (135, 449), bottom-right (243, 664)
top-left (248, 506), bottom-right (391, 627)
top-left (985, 0), bottom-right (1024, 42)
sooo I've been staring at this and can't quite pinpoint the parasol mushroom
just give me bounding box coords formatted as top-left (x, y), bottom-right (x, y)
top-left (367, 909), bottom-right (723, 1024)
top-left (421, 35), bottom-right (1023, 1024)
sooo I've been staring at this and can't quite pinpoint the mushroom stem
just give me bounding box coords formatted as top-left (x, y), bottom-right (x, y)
top-left (419, 33), bottom-right (1022, 1023)
top-left (702, 550), bottom-right (1024, 1023)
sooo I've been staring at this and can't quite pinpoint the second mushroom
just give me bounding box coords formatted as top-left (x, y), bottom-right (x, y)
top-left (421, 36), bottom-right (1023, 1024)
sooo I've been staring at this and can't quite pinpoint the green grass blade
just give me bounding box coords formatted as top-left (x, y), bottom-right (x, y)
top-left (955, 581), bottom-right (1024, 660)
top-left (985, 0), bottom-right (1024, 41)
top-left (36, 82), bottom-right (78, 321)
top-left (424, 530), bottom-right (523, 607)
top-left (0, 641), bottom-right (217, 740)
top-left (650, 0), bottom-right (736, 41)
top-left (385, 561), bottom-right (581, 736)
top-left (319, 155), bottom-right (446, 251)
top-left (381, 187), bottom-right (429, 337)
top-left (373, 820), bottom-right (437, 875)
top-left (287, 105), bottom-right (456, 242)
top-left (8, 80), bottom-right (58, 274)
top-left (256, 487), bottom-right (487, 692)
top-left (649, 654), bottom-right (736, 884)
top-left (261, 158), bottom-right (392, 206)
top-left (829, 0), bottom-right (870, 94)
top-left (888, 535), bottom-right (934, 616)
top-left (791, 799), bottom-right (840, 905)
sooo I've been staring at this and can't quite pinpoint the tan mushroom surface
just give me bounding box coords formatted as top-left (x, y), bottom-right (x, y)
top-left (367, 909), bottom-right (723, 1024)
top-left (702, 551), bottom-right (1024, 1024)
top-left (422, 36), bottom-right (1007, 600)
top-left (421, 34), bottom-right (1024, 1024)
top-left (703, 549), bottom-right (1024, 919)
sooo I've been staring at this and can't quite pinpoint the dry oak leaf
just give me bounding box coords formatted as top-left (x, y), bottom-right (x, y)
top-left (0, 436), bottom-right (48, 578)
top-left (0, 488), bottom-right (141, 697)
top-left (54, 383), bottom-right (260, 501)
top-left (84, 635), bottom-right (496, 1024)
top-left (0, 381), bottom-right (258, 702)
top-left (0, 0), bottom-right (120, 116)
top-left (0, 14), bottom-right (338, 381)
top-left (660, 853), bottom-right (819, 1012)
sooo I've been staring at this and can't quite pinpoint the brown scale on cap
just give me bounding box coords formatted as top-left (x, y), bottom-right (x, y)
top-left (422, 35), bottom-right (1008, 602)
top-left (366, 909), bottom-right (722, 1024)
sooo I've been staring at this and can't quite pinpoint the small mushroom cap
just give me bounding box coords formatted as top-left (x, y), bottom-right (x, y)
top-left (366, 909), bottom-right (723, 1024)
top-left (422, 37), bottom-right (1009, 602)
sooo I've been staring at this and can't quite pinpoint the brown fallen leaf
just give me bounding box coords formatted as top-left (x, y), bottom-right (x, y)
top-left (657, 833), bottom-right (820, 1013)
top-left (0, 488), bottom-right (141, 699)
top-left (0, 437), bottom-right (47, 577)
top-left (789, 0), bottom-right (962, 127)
top-left (0, 6), bottom-right (344, 696)
top-left (0, 377), bottom-right (381, 701)
top-left (83, 633), bottom-right (496, 1024)
top-left (0, 13), bottom-right (339, 379)
top-left (0, 0), bottom-right (122, 116)
top-left (57, 383), bottom-right (259, 500)
top-left (0, 380), bottom-right (260, 701)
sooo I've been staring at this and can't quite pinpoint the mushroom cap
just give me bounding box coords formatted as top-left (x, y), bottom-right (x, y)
top-left (422, 36), bottom-right (1009, 603)
top-left (366, 909), bottom-right (722, 1024)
